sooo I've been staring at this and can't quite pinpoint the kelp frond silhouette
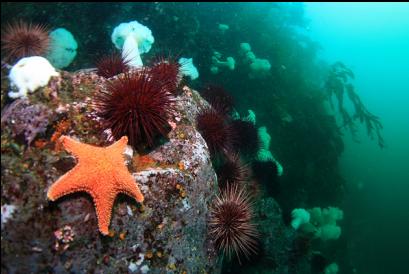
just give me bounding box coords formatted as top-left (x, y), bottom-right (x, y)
top-left (324, 62), bottom-right (385, 148)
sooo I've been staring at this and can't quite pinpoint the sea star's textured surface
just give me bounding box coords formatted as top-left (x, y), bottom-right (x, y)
top-left (47, 135), bottom-right (144, 235)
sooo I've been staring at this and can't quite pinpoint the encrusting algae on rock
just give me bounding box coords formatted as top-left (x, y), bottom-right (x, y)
top-left (1, 15), bottom-right (288, 274)
top-left (1, 62), bottom-right (222, 272)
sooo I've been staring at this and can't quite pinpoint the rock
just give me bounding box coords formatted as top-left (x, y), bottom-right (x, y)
top-left (1, 69), bottom-right (221, 273)
top-left (1, 204), bottom-right (17, 227)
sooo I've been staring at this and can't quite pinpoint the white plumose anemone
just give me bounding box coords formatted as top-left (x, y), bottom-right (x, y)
top-left (111, 20), bottom-right (154, 68)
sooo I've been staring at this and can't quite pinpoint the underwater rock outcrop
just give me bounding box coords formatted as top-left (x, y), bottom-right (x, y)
top-left (1, 68), bottom-right (221, 273)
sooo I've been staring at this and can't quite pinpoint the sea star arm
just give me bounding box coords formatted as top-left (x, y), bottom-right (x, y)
top-left (91, 192), bottom-right (116, 235)
top-left (109, 136), bottom-right (129, 152)
top-left (47, 167), bottom-right (89, 201)
top-left (60, 135), bottom-right (91, 159)
top-left (116, 172), bottom-right (144, 203)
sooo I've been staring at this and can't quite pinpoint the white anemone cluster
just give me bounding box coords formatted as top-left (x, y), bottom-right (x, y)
top-left (239, 42), bottom-right (271, 78)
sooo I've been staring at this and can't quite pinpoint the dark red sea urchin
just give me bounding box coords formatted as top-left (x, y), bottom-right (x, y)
top-left (94, 69), bottom-right (174, 148)
top-left (150, 56), bottom-right (182, 95)
top-left (209, 183), bottom-right (259, 263)
top-left (1, 20), bottom-right (50, 61)
top-left (216, 154), bottom-right (250, 189)
top-left (196, 107), bottom-right (235, 157)
top-left (201, 85), bottom-right (235, 115)
top-left (231, 119), bottom-right (260, 157)
top-left (96, 52), bottom-right (130, 78)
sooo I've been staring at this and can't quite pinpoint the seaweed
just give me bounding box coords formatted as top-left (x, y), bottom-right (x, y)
top-left (325, 62), bottom-right (385, 148)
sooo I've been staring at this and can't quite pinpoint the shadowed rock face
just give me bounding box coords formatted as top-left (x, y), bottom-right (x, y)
top-left (1, 69), bottom-right (221, 273)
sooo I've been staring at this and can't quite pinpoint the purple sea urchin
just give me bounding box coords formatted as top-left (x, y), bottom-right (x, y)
top-left (209, 183), bottom-right (259, 263)
top-left (201, 85), bottom-right (235, 115)
top-left (94, 70), bottom-right (174, 148)
top-left (196, 107), bottom-right (235, 157)
top-left (1, 21), bottom-right (49, 61)
top-left (96, 52), bottom-right (130, 78)
top-left (150, 56), bottom-right (182, 95)
top-left (216, 154), bottom-right (250, 189)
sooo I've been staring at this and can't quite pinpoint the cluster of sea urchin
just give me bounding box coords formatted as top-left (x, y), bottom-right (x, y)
top-left (197, 85), bottom-right (263, 263)
top-left (94, 68), bottom-right (175, 148)
top-left (1, 20), bottom-right (50, 61)
top-left (209, 183), bottom-right (259, 263)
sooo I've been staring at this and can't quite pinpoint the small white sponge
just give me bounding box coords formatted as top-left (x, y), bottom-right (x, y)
top-left (8, 56), bottom-right (59, 99)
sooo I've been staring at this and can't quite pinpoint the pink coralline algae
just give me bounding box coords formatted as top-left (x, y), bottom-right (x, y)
top-left (1, 98), bottom-right (53, 145)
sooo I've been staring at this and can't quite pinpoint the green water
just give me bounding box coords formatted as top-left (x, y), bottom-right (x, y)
top-left (1, 2), bottom-right (408, 273)
top-left (305, 3), bottom-right (409, 274)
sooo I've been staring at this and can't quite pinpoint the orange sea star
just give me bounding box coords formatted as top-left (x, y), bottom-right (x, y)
top-left (47, 135), bottom-right (144, 235)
